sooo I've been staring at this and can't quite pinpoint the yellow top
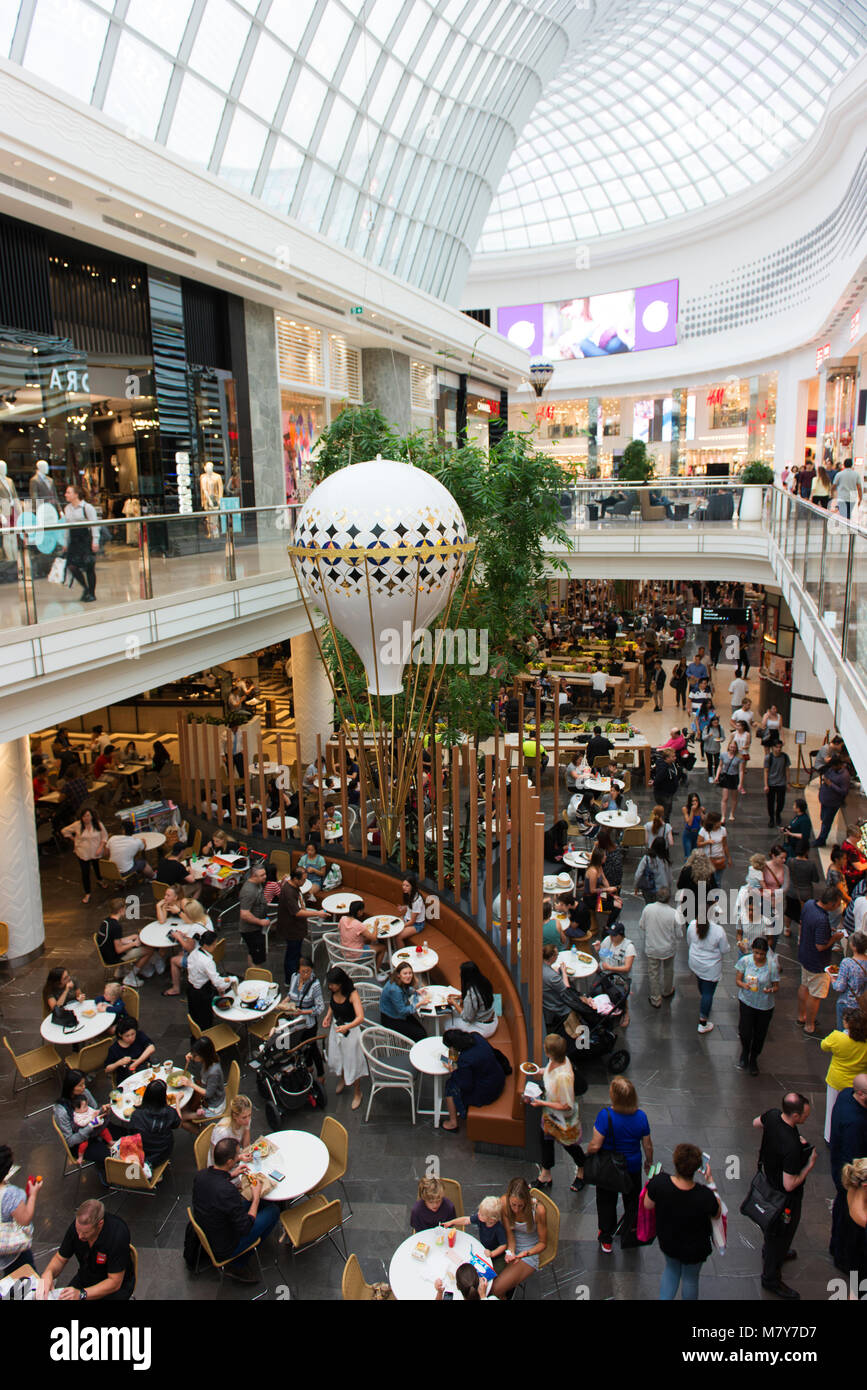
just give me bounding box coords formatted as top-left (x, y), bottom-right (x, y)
top-left (821, 1030), bottom-right (867, 1090)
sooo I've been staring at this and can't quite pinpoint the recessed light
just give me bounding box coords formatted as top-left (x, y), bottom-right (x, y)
top-left (180, 232), bottom-right (188, 239)
top-left (240, 256), bottom-right (247, 263)
top-left (12, 159), bottom-right (22, 167)
top-left (134, 211), bottom-right (143, 218)
top-left (47, 175), bottom-right (56, 182)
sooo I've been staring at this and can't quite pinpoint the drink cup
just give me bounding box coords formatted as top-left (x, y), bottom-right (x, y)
top-left (447, 1228), bottom-right (456, 1249)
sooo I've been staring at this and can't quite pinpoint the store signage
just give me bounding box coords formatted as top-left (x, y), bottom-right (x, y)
top-left (175, 451), bottom-right (193, 515)
top-left (706, 387), bottom-right (725, 405)
top-left (815, 343), bottom-right (831, 369)
top-left (48, 367), bottom-right (89, 392)
top-left (350, 306), bottom-right (363, 315)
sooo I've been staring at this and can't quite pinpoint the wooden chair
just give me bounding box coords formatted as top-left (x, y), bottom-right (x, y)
top-left (52, 1113), bottom-right (95, 1186)
top-left (341, 1253), bottom-right (393, 1300)
top-left (3, 1034), bottom-right (60, 1099)
top-left (179, 829), bottom-right (202, 861)
top-left (269, 850), bottom-right (293, 879)
top-left (244, 967), bottom-right (273, 982)
top-left (224, 1060), bottom-right (240, 1112)
top-left (129, 1244), bottom-right (138, 1299)
top-left (278, 1194), bottom-right (347, 1260)
top-left (65, 1036), bottom-right (111, 1077)
top-left (440, 1177), bottom-right (464, 1219)
top-left (245, 1007), bottom-right (281, 1047)
top-left (152, 881), bottom-right (169, 904)
top-left (592, 755), bottom-right (611, 770)
top-left (211, 938), bottom-right (227, 965)
top-left (186, 1206), bottom-right (265, 1287)
top-left (620, 825), bottom-right (646, 851)
top-left (104, 1156), bottom-right (178, 1235)
top-left (310, 1116), bottom-right (352, 1214)
top-left (99, 859), bottom-right (137, 889)
top-left (187, 1013), bottom-right (241, 1058)
top-left (93, 934), bottom-right (121, 984)
top-left (121, 985), bottom-right (140, 1020)
top-left (529, 1187), bottom-right (562, 1297)
top-left (194, 1123), bottom-right (216, 1171)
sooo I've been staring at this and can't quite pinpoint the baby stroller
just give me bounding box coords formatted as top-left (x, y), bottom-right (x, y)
top-left (563, 974), bottom-right (630, 1073)
top-left (252, 1030), bottom-right (328, 1130)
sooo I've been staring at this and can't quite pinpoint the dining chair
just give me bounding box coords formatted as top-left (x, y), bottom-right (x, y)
top-left (3, 1034), bottom-right (61, 1102)
top-left (278, 1195), bottom-right (347, 1260)
top-left (310, 1116), bottom-right (352, 1214)
top-left (121, 985), bottom-right (140, 1020)
top-left (528, 1187), bottom-right (562, 1298)
top-left (187, 1013), bottom-right (241, 1058)
top-left (194, 1123), bottom-right (216, 1171)
top-left (104, 1156), bottom-right (178, 1235)
top-left (51, 1114), bottom-right (95, 1189)
top-left (440, 1177), bottom-right (464, 1219)
top-left (359, 1026), bottom-right (415, 1124)
top-left (65, 1035), bottom-right (111, 1077)
top-left (341, 1253), bottom-right (386, 1300)
top-left (244, 967), bottom-right (273, 982)
top-left (186, 1207), bottom-right (265, 1289)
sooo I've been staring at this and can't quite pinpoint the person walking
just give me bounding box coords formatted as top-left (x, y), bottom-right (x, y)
top-left (752, 1093), bottom-right (817, 1300)
top-left (831, 931), bottom-right (867, 1030)
top-left (532, 1033), bottom-right (586, 1193)
top-left (639, 887), bottom-right (681, 1008)
top-left (670, 658), bottom-right (688, 712)
top-left (713, 742), bottom-right (742, 824)
top-left (687, 907), bottom-right (730, 1034)
top-left (829, 1073), bottom-right (867, 1272)
top-left (735, 935), bottom-right (780, 1075)
top-left (797, 888), bottom-right (844, 1034)
top-left (643, 1145), bottom-right (721, 1301)
top-left (763, 737), bottom-right (791, 829)
top-left (584, 1076), bottom-right (653, 1252)
top-left (832, 457), bottom-right (862, 519)
top-left (60, 807), bottom-right (107, 903)
top-left (62, 482), bottom-right (100, 602)
top-left (820, 1010), bottom-right (867, 1142)
top-left (814, 757), bottom-right (851, 847)
top-left (680, 793), bottom-right (704, 858)
top-left (702, 716), bottom-right (722, 784)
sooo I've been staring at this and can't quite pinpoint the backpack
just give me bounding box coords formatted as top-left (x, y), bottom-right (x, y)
top-left (323, 862), bottom-right (342, 891)
top-left (183, 1220), bottom-right (201, 1270)
top-left (636, 856), bottom-right (656, 898)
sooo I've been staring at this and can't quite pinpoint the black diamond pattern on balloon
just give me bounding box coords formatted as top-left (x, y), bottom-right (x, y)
top-left (347, 524), bottom-right (359, 539)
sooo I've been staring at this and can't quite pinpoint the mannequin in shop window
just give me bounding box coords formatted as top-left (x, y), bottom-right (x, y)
top-left (121, 495), bottom-right (141, 545)
top-left (200, 462), bottom-right (223, 539)
top-left (0, 460), bottom-right (20, 562)
top-left (30, 458), bottom-right (59, 506)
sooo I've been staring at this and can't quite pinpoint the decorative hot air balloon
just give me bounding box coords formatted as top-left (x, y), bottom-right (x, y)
top-left (289, 457), bottom-right (471, 696)
top-left (287, 456), bottom-right (475, 854)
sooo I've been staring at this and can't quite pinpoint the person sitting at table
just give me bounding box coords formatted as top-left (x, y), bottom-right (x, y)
top-left (53, 1070), bottom-right (116, 1182)
top-left (566, 753), bottom-right (589, 793)
top-left (411, 1176), bottom-right (457, 1232)
top-left (380, 961), bottom-right (426, 1042)
top-left (542, 897), bottom-right (568, 948)
top-left (130, 1079), bottom-right (182, 1166)
top-left (95, 900), bottom-right (157, 987)
top-left (42, 965), bottom-right (85, 1014)
top-left (441, 1028), bottom-right (505, 1132)
top-left (396, 875), bottom-right (429, 947)
top-left (490, 1178), bottom-right (548, 1299)
top-left (338, 897), bottom-right (387, 974)
top-left (161, 899), bottom-right (213, 998)
top-left (303, 755), bottom-right (328, 791)
top-left (298, 842), bottom-right (326, 891)
top-left (209, 1094), bottom-right (254, 1167)
top-left (185, 930), bottom-right (236, 1031)
top-left (105, 1016), bottom-right (155, 1084)
top-left (41, 1198), bottom-right (135, 1301)
top-left (450, 961), bottom-right (499, 1039)
top-left (305, 813), bottom-right (324, 847)
top-left (92, 743), bottom-right (116, 781)
top-left (323, 798), bottom-right (342, 825)
top-left (156, 841), bottom-right (200, 895)
top-left (543, 813), bottom-right (570, 862)
top-left (105, 820), bottom-right (156, 882)
top-left (201, 828), bottom-right (235, 856)
top-left (155, 882), bottom-right (188, 922)
top-left (182, 1036), bottom-right (226, 1129)
top-left (583, 846), bottom-right (621, 918)
top-left (0, 1146), bottom-right (43, 1275)
top-left (323, 966), bottom-right (367, 1110)
top-left (270, 957), bottom-right (326, 1084)
top-left (94, 981), bottom-right (125, 1015)
top-left (192, 1137), bottom-right (279, 1285)
top-left (442, 1195), bottom-right (508, 1272)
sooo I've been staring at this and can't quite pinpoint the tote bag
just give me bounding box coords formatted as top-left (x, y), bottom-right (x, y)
top-left (583, 1108), bottom-right (632, 1193)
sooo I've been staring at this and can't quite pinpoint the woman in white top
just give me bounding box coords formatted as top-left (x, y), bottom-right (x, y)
top-left (396, 875), bottom-right (428, 947)
top-left (566, 755), bottom-right (589, 793)
top-left (759, 706), bottom-right (783, 745)
top-left (643, 804), bottom-right (673, 851)
top-left (686, 911), bottom-right (730, 1033)
top-left (208, 1094), bottom-right (253, 1167)
top-left (696, 811), bottom-right (732, 887)
top-left (162, 899), bottom-right (214, 998)
top-left (61, 808), bottom-right (107, 903)
top-left (731, 721), bottom-right (752, 793)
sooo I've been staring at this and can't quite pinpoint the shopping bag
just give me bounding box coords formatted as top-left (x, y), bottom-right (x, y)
top-left (711, 1197), bottom-right (728, 1253)
top-left (47, 556), bottom-right (67, 584)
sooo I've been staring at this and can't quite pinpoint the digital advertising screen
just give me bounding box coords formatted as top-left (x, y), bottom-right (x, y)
top-left (497, 279), bottom-right (679, 360)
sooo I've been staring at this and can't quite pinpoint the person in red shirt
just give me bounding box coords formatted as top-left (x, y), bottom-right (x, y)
top-left (659, 728), bottom-right (687, 755)
top-left (93, 744), bottom-right (116, 780)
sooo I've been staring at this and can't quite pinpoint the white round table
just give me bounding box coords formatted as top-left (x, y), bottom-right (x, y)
top-left (266, 815), bottom-right (298, 831)
top-left (364, 915), bottom-right (403, 940)
top-left (138, 830), bottom-right (166, 851)
top-left (555, 948), bottom-right (598, 979)
top-left (543, 874), bottom-right (575, 895)
top-left (322, 893), bottom-right (357, 915)
top-left (417, 985), bottom-right (460, 1037)
top-left (258, 1130), bottom-right (330, 1202)
top-left (410, 1034), bottom-right (451, 1128)
top-left (562, 851), bottom-right (590, 870)
top-left (324, 824), bottom-right (343, 843)
top-left (40, 1000), bottom-right (115, 1045)
top-left (389, 1227), bottom-right (492, 1300)
top-left (109, 1064), bottom-right (194, 1123)
top-left (138, 917), bottom-right (204, 949)
top-left (392, 945), bottom-right (438, 974)
top-left (596, 810), bottom-right (640, 828)
top-left (312, 776), bottom-right (343, 793)
top-left (214, 979), bottom-right (281, 1024)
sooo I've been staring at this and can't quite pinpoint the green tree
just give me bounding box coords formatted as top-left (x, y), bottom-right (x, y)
top-left (619, 438), bottom-right (655, 482)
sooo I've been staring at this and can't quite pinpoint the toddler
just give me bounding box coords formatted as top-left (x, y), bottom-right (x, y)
top-left (72, 1096), bottom-right (113, 1165)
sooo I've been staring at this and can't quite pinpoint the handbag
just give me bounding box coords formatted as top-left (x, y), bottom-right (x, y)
top-left (739, 1169), bottom-right (787, 1231)
top-left (51, 1004), bottom-right (80, 1032)
top-left (583, 1109), bottom-right (632, 1193)
top-left (711, 1196), bottom-right (728, 1253)
top-left (47, 556), bottom-right (67, 584)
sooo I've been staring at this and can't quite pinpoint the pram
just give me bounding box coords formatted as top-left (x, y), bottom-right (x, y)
top-left (251, 1029), bottom-right (328, 1130)
top-left (563, 973), bottom-right (630, 1073)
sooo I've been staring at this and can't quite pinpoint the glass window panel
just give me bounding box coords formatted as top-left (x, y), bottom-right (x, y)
top-left (165, 71), bottom-right (225, 166)
top-left (344, 116), bottom-right (379, 183)
top-left (282, 66), bottom-right (328, 146)
top-left (218, 107), bottom-right (268, 190)
top-left (306, 5), bottom-right (354, 80)
top-left (325, 180), bottom-right (359, 242)
top-left (365, 0), bottom-right (405, 44)
top-left (390, 5), bottom-right (431, 64)
top-left (125, 0), bottom-right (193, 54)
top-left (102, 31), bottom-right (173, 141)
top-left (260, 137), bottom-right (304, 212)
top-left (266, 0), bottom-right (317, 51)
top-left (24, 0), bottom-right (108, 103)
top-left (187, 0), bottom-right (250, 91)
top-left (0, 0), bottom-right (20, 56)
top-left (239, 30), bottom-right (292, 121)
top-left (316, 94), bottom-right (357, 168)
top-left (299, 161), bottom-right (334, 229)
top-left (365, 55), bottom-right (403, 123)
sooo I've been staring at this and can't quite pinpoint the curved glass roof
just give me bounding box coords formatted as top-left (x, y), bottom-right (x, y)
top-left (478, 0), bottom-right (867, 254)
top-left (0, 0), bottom-right (578, 300)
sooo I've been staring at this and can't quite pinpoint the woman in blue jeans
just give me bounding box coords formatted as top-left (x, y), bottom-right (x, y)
top-left (686, 911), bottom-right (730, 1034)
top-left (643, 1144), bottom-right (720, 1300)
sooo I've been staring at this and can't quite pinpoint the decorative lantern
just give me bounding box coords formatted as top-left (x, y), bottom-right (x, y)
top-left (528, 360), bottom-right (555, 397)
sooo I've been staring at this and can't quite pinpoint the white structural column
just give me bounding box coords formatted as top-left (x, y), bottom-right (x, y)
top-left (290, 630), bottom-right (334, 763)
top-left (0, 736), bottom-right (44, 959)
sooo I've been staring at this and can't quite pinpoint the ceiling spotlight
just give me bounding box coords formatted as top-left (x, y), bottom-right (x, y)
top-left (47, 175), bottom-right (57, 182)
top-left (134, 211), bottom-right (143, 218)
top-left (12, 159), bottom-right (22, 167)
top-left (240, 256), bottom-right (247, 262)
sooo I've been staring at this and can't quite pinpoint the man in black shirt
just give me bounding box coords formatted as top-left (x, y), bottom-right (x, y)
top-left (156, 842), bottom-right (199, 895)
top-left (42, 1199), bottom-right (134, 1300)
top-left (585, 727), bottom-right (613, 766)
top-left (652, 749), bottom-right (680, 822)
top-left (95, 897), bottom-right (156, 983)
top-left (829, 1073), bottom-right (867, 1270)
top-left (192, 1137), bottom-right (279, 1282)
top-left (753, 1092), bottom-right (817, 1299)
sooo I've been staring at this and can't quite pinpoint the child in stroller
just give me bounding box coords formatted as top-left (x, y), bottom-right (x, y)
top-left (251, 1030), bottom-right (328, 1130)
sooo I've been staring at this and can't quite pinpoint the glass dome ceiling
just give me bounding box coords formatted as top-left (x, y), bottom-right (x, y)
top-left (478, 0), bottom-right (867, 254)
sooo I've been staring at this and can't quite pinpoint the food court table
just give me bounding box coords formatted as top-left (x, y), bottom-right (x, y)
top-left (595, 810), bottom-right (641, 829)
top-left (40, 999), bottom-right (115, 1046)
top-left (504, 731), bottom-right (651, 783)
top-left (555, 948), bottom-right (598, 980)
top-left (518, 670), bottom-right (624, 715)
top-left (266, 815), bottom-right (298, 832)
top-left (393, 945), bottom-right (438, 975)
top-left (389, 1227), bottom-right (492, 1300)
top-left (562, 850), bottom-right (590, 871)
top-left (138, 917), bottom-right (210, 949)
top-left (259, 1130), bottom-right (330, 1202)
top-left (138, 831), bottom-right (165, 852)
top-left (321, 892), bottom-right (357, 916)
top-left (214, 978), bottom-right (280, 1024)
top-left (365, 914), bottom-right (404, 940)
top-left (543, 873), bottom-right (575, 895)
top-left (410, 1034), bottom-right (451, 1128)
top-left (417, 985), bottom-right (460, 1036)
top-left (110, 1064), bottom-right (194, 1123)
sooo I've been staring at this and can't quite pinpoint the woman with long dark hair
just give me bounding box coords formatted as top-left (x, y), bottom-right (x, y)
top-left (451, 961), bottom-right (498, 1039)
top-left (131, 1078), bottom-right (182, 1164)
top-left (52, 1069), bottom-right (115, 1180)
top-left (395, 875), bottom-right (428, 947)
top-left (61, 806), bottom-right (107, 903)
top-left (42, 966), bottom-right (84, 1015)
top-left (686, 906), bottom-right (730, 1034)
top-left (182, 1036), bottom-right (225, 1125)
top-left (323, 966), bottom-right (367, 1109)
top-left (380, 962), bottom-right (426, 1042)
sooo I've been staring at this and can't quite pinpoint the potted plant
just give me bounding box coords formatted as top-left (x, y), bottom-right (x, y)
top-left (738, 461), bottom-right (773, 521)
top-left (618, 439), bottom-right (655, 484)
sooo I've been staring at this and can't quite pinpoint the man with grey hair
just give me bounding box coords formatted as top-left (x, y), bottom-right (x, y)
top-left (42, 1198), bottom-right (134, 1300)
top-left (638, 886), bottom-right (681, 1007)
